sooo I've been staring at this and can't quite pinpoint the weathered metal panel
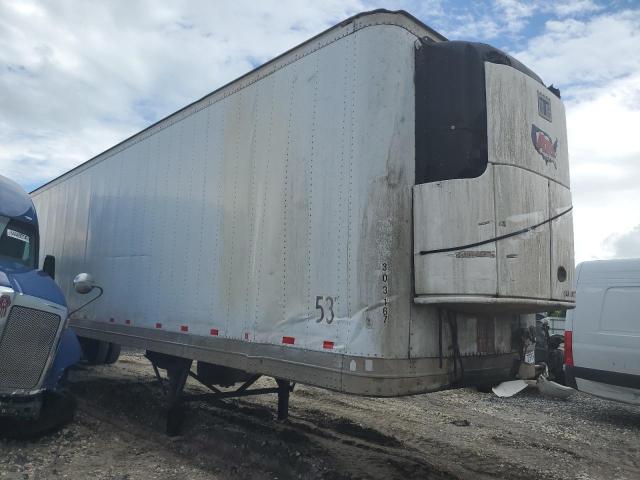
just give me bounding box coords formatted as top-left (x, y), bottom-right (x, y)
top-left (413, 56), bottom-right (575, 313)
top-left (413, 166), bottom-right (497, 295)
top-left (303, 38), bottom-right (350, 354)
top-left (407, 307), bottom-right (517, 359)
top-left (33, 16), bottom-right (423, 370)
top-left (549, 182), bottom-right (575, 301)
top-left (70, 317), bottom-right (516, 396)
top-left (494, 164), bottom-right (550, 298)
top-left (486, 61), bottom-right (573, 298)
top-left (343, 25), bottom-right (416, 358)
top-left (485, 62), bottom-right (570, 188)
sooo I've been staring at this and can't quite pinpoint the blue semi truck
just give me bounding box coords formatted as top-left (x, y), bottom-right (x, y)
top-left (0, 174), bottom-right (97, 437)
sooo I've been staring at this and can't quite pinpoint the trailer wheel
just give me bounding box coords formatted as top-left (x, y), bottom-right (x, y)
top-left (80, 337), bottom-right (110, 365)
top-left (104, 343), bottom-right (121, 365)
top-left (0, 391), bottom-right (77, 440)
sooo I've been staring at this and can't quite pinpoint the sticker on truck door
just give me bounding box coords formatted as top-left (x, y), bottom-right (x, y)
top-left (6, 229), bottom-right (29, 243)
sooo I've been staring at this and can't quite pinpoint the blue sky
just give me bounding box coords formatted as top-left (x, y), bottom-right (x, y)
top-left (1, 0), bottom-right (639, 261)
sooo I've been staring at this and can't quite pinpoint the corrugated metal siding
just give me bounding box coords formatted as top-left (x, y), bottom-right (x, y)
top-left (33, 18), bottom-right (422, 360)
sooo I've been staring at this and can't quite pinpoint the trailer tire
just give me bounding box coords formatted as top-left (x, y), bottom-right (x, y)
top-left (80, 337), bottom-right (110, 365)
top-left (0, 391), bottom-right (76, 440)
top-left (104, 343), bottom-right (121, 365)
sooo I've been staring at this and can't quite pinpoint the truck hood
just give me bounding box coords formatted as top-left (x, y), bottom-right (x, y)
top-left (0, 261), bottom-right (66, 307)
top-left (0, 174), bottom-right (37, 222)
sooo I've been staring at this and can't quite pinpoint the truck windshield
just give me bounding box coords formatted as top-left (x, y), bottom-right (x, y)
top-left (0, 215), bottom-right (36, 268)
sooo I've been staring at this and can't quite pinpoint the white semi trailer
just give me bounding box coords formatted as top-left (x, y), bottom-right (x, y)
top-left (32, 10), bottom-right (575, 426)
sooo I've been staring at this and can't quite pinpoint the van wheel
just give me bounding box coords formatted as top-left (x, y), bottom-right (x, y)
top-left (80, 338), bottom-right (110, 365)
top-left (104, 343), bottom-right (121, 364)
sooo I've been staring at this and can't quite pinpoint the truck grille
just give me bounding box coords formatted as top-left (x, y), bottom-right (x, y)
top-left (0, 306), bottom-right (62, 391)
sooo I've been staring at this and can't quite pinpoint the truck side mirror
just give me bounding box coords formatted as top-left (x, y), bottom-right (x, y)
top-left (43, 255), bottom-right (56, 279)
top-left (73, 273), bottom-right (95, 294)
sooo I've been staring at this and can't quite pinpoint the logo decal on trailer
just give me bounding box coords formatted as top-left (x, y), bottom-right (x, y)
top-left (531, 124), bottom-right (558, 168)
top-left (0, 295), bottom-right (11, 317)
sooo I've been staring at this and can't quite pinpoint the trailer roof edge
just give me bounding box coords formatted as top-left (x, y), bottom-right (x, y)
top-left (30, 9), bottom-right (445, 195)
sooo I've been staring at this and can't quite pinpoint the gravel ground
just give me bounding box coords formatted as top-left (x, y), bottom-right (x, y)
top-left (1, 353), bottom-right (639, 479)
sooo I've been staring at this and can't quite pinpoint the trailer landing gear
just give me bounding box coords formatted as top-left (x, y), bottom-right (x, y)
top-left (146, 352), bottom-right (294, 436)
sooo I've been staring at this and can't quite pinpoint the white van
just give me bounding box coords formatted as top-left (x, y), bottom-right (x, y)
top-left (565, 259), bottom-right (640, 405)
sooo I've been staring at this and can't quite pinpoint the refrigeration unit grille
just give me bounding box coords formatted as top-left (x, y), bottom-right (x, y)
top-left (0, 306), bottom-right (61, 391)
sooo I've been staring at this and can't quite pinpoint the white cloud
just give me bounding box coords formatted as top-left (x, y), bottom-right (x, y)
top-left (512, 10), bottom-right (640, 263)
top-left (410, 0), bottom-right (606, 43)
top-left (439, 13), bottom-right (502, 40)
top-left (373, 0), bottom-right (445, 19)
top-left (0, 0), bottom-right (365, 188)
top-left (552, 0), bottom-right (603, 17)
top-left (1, 0), bottom-right (639, 265)
top-left (493, 0), bottom-right (536, 33)
top-left (567, 54), bottom-right (640, 264)
top-left (567, 73), bottom-right (640, 168)
top-left (513, 9), bottom-right (640, 87)
top-left (602, 225), bottom-right (640, 259)
top-left (444, 0), bottom-right (603, 40)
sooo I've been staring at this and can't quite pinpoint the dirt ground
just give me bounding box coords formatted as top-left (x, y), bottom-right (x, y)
top-left (1, 353), bottom-right (639, 480)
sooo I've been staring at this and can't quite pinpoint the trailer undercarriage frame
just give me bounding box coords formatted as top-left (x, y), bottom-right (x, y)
top-left (147, 353), bottom-right (294, 436)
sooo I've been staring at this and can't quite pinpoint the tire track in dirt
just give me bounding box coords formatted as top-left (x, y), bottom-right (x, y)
top-left (73, 375), bottom-right (453, 480)
top-left (65, 355), bottom-right (640, 480)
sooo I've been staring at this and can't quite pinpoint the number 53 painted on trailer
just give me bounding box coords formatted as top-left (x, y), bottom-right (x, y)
top-left (315, 296), bottom-right (336, 324)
